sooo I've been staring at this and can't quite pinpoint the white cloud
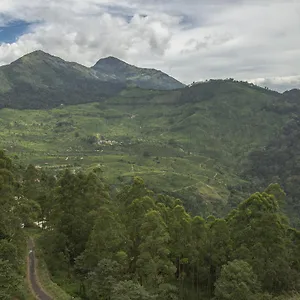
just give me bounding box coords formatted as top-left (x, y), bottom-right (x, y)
top-left (0, 0), bottom-right (299, 91)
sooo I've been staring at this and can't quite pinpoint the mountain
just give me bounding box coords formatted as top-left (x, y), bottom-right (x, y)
top-left (0, 51), bottom-right (184, 109)
top-left (0, 50), bottom-right (127, 109)
top-left (92, 56), bottom-right (185, 90)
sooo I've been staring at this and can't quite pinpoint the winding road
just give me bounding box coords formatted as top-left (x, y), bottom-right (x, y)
top-left (28, 238), bottom-right (52, 300)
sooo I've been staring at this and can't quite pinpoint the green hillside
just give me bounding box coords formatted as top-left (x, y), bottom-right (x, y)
top-left (0, 77), bottom-right (295, 216)
top-left (244, 89), bottom-right (300, 223)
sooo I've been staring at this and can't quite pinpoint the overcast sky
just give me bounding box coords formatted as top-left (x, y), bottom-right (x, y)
top-left (0, 0), bottom-right (299, 91)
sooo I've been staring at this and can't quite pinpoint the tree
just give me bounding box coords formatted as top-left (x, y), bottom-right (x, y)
top-left (190, 216), bottom-right (207, 297)
top-left (214, 260), bottom-right (261, 300)
top-left (86, 259), bottom-right (121, 300)
top-left (117, 177), bottom-right (153, 209)
top-left (205, 217), bottom-right (232, 297)
top-left (136, 210), bottom-right (176, 294)
top-left (48, 169), bottom-right (109, 263)
top-left (227, 191), bottom-right (292, 292)
top-left (125, 196), bottom-right (157, 274)
top-left (0, 259), bottom-right (21, 300)
top-left (81, 205), bottom-right (127, 269)
top-left (111, 280), bottom-right (155, 300)
top-left (0, 154), bottom-right (19, 240)
top-left (167, 204), bottom-right (191, 297)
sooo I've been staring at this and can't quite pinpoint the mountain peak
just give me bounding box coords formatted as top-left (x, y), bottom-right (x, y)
top-left (92, 56), bottom-right (184, 90)
top-left (11, 50), bottom-right (64, 67)
top-left (22, 49), bottom-right (56, 59)
top-left (28, 49), bottom-right (49, 56)
top-left (95, 56), bottom-right (128, 65)
top-left (93, 56), bottom-right (135, 72)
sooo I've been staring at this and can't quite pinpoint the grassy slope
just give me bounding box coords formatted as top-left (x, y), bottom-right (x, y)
top-left (0, 81), bottom-right (290, 215)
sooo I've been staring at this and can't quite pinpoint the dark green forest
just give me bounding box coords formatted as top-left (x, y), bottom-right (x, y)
top-left (3, 150), bottom-right (300, 299)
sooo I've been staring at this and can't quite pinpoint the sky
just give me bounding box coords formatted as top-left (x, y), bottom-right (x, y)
top-left (0, 0), bottom-right (299, 91)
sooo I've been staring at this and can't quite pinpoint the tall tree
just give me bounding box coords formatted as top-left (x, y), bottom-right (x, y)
top-left (136, 210), bottom-right (177, 298)
top-left (204, 217), bottom-right (232, 297)
top-left (227, 190), bottom-right (292, 292)
top-left (48, 169), bottom-right (109, 262)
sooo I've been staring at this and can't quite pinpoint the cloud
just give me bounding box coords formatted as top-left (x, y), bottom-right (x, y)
top-left (0, 0), bottom-right (299, 91)
top-left (249, 75), bottom-right (300, 92)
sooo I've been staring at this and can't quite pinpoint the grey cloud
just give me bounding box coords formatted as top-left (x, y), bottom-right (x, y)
top-left (249, 76), bottom-right (300, 92)
top-left (0, 0), bottom-right (299, 92)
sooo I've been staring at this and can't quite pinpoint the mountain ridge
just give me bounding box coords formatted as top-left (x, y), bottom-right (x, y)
top-left (92, 55), bottom-right (185, 90)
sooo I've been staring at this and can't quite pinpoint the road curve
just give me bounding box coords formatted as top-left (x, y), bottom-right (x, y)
top-left (28, 238), bottom-right (52, 300)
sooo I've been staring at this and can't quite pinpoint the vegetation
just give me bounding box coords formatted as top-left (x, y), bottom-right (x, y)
top-left (1, 76), bottom-right (296, 218)
top-left (243, 89), bottom-right (300, 224)
top-left (0, 150), bottom-right (40, 299)
top-left (2, 149), bottom-right (300, 299)
top-left (1, 51), bottom-right (300, 299)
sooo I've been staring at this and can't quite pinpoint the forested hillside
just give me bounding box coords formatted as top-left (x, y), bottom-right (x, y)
top-left (244, 89), bottom-right (300, 224)
top-left (1, 75), bottom-right (299, 219)
top-left (2, 150), bottom-right (300, 299)
top-left (1, 51), bottom-right (300, 299)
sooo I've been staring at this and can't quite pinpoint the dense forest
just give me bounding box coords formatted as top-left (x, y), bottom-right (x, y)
top-left (2, 149), bottom-right (300, 299)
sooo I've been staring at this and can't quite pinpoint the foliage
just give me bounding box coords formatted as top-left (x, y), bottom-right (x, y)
top-left (214, 259), bottom-right (261, 300)
top-left (2, 150), bottom-right (300, 299)
top-left (0, 150), bottom-right (40, 298)
top-left (31, 168), bottom-right (300, 299)
top-left (245, 114), bottom-right (300, 224)
top-left (111, 280), bottom-right (156, 300)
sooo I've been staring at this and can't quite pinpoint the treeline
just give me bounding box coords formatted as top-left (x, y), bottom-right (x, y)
top-left (3, 149), bottom-right (300, 299)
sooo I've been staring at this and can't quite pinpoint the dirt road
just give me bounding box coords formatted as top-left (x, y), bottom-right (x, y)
top-left (28, 239), bottom-right (52, 300)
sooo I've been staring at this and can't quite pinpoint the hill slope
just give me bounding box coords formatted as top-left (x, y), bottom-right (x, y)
top-left (243, 89), bottom-right (300, 222)
top-left (92, 56), bottom-right (185, 90)
top-left (0, 78), bottom-right (295, 216)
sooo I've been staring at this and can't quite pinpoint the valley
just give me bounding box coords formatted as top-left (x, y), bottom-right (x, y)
top-left (0, 75), bottom-right (295, 216)
top-left (1, 50), bottom-right (300, 300)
